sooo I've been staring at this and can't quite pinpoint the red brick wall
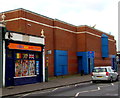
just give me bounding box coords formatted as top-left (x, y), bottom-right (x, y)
top-left (54, 20), bottom-right (76, 31)
top-left (54, 20), bottom-right (78, 75)
top-left (2, 9), bottom-right (117, 76)
top-left (77, 26), bottom-right (116, 67)
top-left (77, 33), bottom-right (86, 52)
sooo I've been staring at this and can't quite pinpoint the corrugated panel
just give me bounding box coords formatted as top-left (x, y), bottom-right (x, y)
top-left (101, 34), bottom-right (109, 58)
top-left (54, 50), bottom-right (68, 76)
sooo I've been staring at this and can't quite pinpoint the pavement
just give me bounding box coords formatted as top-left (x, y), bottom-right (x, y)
top-left (1, 74), bottom-right (91, 97)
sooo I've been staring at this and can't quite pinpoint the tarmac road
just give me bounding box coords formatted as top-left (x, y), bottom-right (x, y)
top-left (14, 81), bottom-right (119, 97)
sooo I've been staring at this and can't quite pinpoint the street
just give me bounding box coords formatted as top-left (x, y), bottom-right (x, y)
top-left (13, 81), bottom-right (119, 97)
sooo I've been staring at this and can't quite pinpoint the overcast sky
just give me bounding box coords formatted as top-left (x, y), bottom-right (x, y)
top-left (0, 0), bottom-right (119, 50)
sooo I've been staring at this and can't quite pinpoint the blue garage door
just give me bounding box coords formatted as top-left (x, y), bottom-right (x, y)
top-left (54, 50), bottom-right (68, 76)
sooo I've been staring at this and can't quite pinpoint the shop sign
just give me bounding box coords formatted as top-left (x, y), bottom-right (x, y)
top-left (88, 51), bottom-right (94, 58)
top-left (8, 43), bottom-right (42, 51)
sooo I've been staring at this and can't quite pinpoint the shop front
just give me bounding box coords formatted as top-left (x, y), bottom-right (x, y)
top-left (2, 30), bottom-right (45, 87)
top-left (5, 40), bottom-right (44, 86)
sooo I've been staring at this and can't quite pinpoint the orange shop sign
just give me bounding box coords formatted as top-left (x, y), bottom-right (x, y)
top-left (8, 43), bottom-right (42, 51)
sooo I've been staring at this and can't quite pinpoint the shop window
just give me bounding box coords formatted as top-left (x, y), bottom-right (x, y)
top-left (15, 52), bottom-right (37, 77)
top-left (36, 61), bottom-right (39, 75)
top-left (15, 60), bottom-right (22, 77)
top-left (29, 54), bottom-right (35, 59)
top-left (29, 60), bottom-right (35, 75)
top-left (22, 53), bottom-right (28, 59)
top-left (22, 60), bottom-right (29, 76)
top-left (16, 53), bottom-right (22, 59)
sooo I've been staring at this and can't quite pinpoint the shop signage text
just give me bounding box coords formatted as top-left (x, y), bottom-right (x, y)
top-left (8, 43), bottom-right (42, 51)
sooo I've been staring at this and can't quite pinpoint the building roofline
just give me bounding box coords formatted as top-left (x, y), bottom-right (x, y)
top-left (78, 25), bottom-right (114, 37)
top-left (1, 8), bottom-right (76, 27)
top-left (0, 8), bottom-right (116, 37)
top-left (0, 8), bottom-right (22, 14)
top-left (0, 8), bottom-right (54, 21)
top-left (54, 19), bottom-right (76, 27)
top-left (20, 8), bottom-right (54, 20)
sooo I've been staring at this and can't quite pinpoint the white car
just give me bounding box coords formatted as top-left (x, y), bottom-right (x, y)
top-left (91, 66), bottom-right (119, 83)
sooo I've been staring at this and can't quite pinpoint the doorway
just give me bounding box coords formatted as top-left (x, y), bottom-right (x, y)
top-left (78, 56), bottom-right (84, 74)
top-left (88, 58), bottom-right (91, 73)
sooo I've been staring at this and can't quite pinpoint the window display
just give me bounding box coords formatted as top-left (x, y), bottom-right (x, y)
top-left (29, 60), bottom-right (35, 75)
top-left (22, 60), bottom-right (29, 76)
top-left (22, 53), bottom-right (28, 59)
top-left (36, 61), bottom-right (39, 75)
top-left (29, 54), bottom-right (34, 59)
top-left (15, 60), bottom-right (22, 77)
top-left (15, 52), bottom-right (38, 77)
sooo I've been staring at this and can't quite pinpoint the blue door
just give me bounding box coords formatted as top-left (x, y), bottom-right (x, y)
top-left (78, 56), bottom-right (83, 73)
top-left (5, 50), bottom-right (14, 86)
top-left (88, 58), bottom-right (94, 73)
top-left (112, 58), bottom-right (116, 70)
top-left (54, 50), bottom-right (68, 76)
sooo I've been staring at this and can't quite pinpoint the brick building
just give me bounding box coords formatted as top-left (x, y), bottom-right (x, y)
top-left (0, 8), bottom-right (117, 86)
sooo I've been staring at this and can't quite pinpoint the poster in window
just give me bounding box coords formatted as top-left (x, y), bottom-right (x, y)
top-left (16, 53), bottom-right (22, 59)
top-left (22, 53), bottom-right (28, 59)
top-left (36, 61), bottom-right (39, 75)
top-left (15, 60), bottom-right (22, 77)
top-left (29, 54), bottom-right (34, 59)
top-left (22, 60), bottom-right (29, 76)
top-left (29, 60), bottom-right (35, 75)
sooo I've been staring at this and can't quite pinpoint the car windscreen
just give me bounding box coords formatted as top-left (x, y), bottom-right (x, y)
top-left (92, 68), bottom-right (107, 72)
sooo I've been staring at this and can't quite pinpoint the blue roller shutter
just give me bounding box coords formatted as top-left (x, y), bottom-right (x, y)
top-left (101, 34), bottom-right (109, 58)
top-left (54, 50), bottom-right (68, 76)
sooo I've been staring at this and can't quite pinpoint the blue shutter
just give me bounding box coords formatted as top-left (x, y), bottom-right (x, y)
top-left (101, 34), bottom-right (109, 58)
top-left (54, 50), bottom-right (68, 76)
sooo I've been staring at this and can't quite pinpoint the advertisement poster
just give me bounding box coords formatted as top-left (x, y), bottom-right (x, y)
top-left (29, 60), bottom-right (35, 75)
top-left (29, 54), bottom-right (34, 59)
top-left (16, 53), bottom-right (22, 59)
top-left (15, 60), bottom-right (22, 77)
top-left (22, 53), bottom-right (28, 59)
top-left (36, 61), bottom-right (39, 75)
top-left (22, 60), bottom-right (29, 76)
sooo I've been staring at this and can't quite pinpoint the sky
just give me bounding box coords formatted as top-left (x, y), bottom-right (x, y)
top-left (0, 0), bottom-right (119, 50)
